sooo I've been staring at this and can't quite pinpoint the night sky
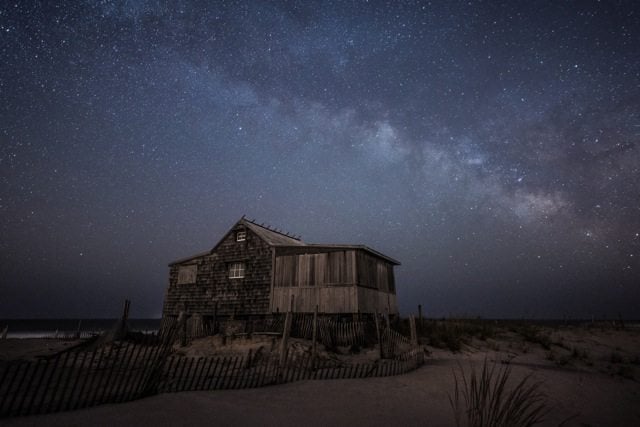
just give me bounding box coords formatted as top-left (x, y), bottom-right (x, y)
top-left (1, 1), bottom-right (639, 319)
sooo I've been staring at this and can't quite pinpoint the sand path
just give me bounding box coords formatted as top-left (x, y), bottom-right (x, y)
top-left (2, 356), bottom-right (638, 427)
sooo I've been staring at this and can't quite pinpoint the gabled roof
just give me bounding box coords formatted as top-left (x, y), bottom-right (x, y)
top-left (168, 250), bottom-right (209, 266)
top-left (240, 218), bottom-right (305, 246)
top-left (169, 217), bottom-right (399, 266)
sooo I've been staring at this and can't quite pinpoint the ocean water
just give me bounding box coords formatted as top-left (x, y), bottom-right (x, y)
top-left (0, 318), bottom-right (161, 338)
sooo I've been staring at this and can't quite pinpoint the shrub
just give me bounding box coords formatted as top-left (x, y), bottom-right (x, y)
top-left (420, 319), bottom-right (499, 352)
top-left (514, 324), bottom-right (551, 350)
top-left (449, 358), bottom-right (549, 427)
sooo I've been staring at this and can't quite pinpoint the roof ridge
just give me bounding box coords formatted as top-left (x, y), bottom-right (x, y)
top-left (241, 216), bottom-right (302, 241)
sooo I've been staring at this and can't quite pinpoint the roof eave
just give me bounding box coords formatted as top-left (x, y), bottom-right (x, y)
top-left (168, 250), bottom-right (209, 266)
top-left (275, 244), bottom-right (401, 265)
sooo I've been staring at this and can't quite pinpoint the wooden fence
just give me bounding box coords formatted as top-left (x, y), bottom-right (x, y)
top-left (158, 347), bottom-right (425, 393)
top-left (0, 330), bottom-right (176, 418)
top-left (1, 317), bottom-right (423, 418)
top-left (174, 313), bottom-right (377, 350)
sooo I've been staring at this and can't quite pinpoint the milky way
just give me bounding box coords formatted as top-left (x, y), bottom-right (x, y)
top-left (1, 1), bottom-right (639, 318)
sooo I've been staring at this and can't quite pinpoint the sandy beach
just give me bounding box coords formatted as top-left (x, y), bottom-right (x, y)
top-left (1, 323), bottom-right (639, 426)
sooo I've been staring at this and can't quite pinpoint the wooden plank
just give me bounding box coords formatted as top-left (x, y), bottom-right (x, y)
top-left (220, 357), bottom-right (234, 390)
top-left (187, 358), bottom-right (204, 391)
top-left (410, 315), bottom-right (418, 348)
top-left (171, 357), bottom-right (184, 392)
top-left (65, 352), bottom-right (92, 411)
top-left (231, 356), bottom-right (245, 389)
top-left (25, 359), bottom-right (50, 416)
top-left (56, 351), bottom-right (81, 411)
top-left (121, 342), bottom-right (151, 402)
top-left (84, 346), bottom-right (108, 409)
top-left (254, 357), bottom-right (265, 387)
top-left (97, 344), bottom-right (122, 405)
top-left (182, 358), bottom-right (197, 392)
top-left (13, 361), bottom-right (38, 416)
top-left (196, 357), bottom-right (212, 391)
top-left (46, 351), bottom-right (72, 413)
top-left (0, 362), bottom-right (21, 415)
top-left (158, 355), bottom-right (175, 394)
top-left (72, 349), bottom-right (97, 410)
top-left (5, 361), bottom-right (30, 416)
top-left (213, 357), bottom-right (226, 390)
top-left (110, 342), bottom-right (137, 403)
top-left (311, 306), bottom-right (318, 358)
top-left (206, 357), bottom-right (221, 390)
top-left (269, 248), bottom-right (276, 311)
top-left (196, 357), bottom-right (213, 391)
top-left (227, 357), bottom-right (241, 389)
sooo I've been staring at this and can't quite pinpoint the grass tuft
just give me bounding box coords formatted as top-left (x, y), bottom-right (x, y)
top-left (449, 358), bottom-right (549, 427)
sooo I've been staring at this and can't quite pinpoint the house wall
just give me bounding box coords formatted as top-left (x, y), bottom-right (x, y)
top-left (356, 251), bottom-right (395, 293)
top-left (357, 287), bottom-right (398, 315)
top-left (270, 287), bottom-right (359, 313)
top-left (162, 224), bottom-right (273, 318)
top-left (270, 249), bottom-right (398, 314)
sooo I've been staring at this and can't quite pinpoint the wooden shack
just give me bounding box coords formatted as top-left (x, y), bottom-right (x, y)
top-left (162, 217), bottom-right (400, 320)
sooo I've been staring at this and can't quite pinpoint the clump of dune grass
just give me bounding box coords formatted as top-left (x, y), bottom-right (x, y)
top-left (449, 358), bottom-right (549, 427)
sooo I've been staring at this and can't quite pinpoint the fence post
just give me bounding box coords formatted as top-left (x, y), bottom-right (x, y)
top-left (116, 299), bottom-right (130, 340)
top-left (213, 301), bottom-right (218, 335)
top-left (311, 305), bottom-right (318, 364)
top-left (410, 315), bottom-right (418, 348)
top-left (75, 320), bottom-right (82, 340)
top-left (279, 311), bottom-right (292, 368)
top-left (178, 311), bottom-right (187, 347)
top-left (374, 311), bottom-right (383, 359)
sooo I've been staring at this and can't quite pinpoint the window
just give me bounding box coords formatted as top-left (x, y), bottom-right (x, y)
top-left (177, 265), bottom-right (197, 285)
top-left (236, 230), bottom-right (246, 241)
top-left (229, 262), bottom-right (245, 279)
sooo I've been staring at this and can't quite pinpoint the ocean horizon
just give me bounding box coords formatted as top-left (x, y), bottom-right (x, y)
top-left (2, 317), bottom-right (639, 339)
top-left (0, 318), bottom-right (161, 339)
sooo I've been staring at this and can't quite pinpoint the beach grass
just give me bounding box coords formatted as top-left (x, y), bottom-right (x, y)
top-left (449, 358), bottom-right (549, 427)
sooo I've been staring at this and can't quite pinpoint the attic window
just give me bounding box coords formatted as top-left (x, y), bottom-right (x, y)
top-left (177, 265), bottom-right (197, 285)
top-left (236, 230), bottom-right (246, 241)
top-left (229, 262), bottom-right (245, 279)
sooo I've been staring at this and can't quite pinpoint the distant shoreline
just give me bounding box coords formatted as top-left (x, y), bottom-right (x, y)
top-left (1, 317), bottom-right (638, 339)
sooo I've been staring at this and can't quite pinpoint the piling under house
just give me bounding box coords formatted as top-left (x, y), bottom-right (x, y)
top-left (162, 217), bottom-right (400, 320)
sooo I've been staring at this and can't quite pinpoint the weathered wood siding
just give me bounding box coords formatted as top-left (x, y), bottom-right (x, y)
top-left (271, 287), bottom-right (359, 313)
top-left (162, 224), bottom-right (273, 317)
top-left (270, 249), bottom-right (398, 314)
top-left (356, 251), bottom-right (395, 293)
top-left (357, 287), bottom-right (398, 314)
top-left (274, 250), bottom-right (357, 288)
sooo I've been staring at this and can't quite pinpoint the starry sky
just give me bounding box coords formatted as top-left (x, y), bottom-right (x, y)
top-left (1, 1), bottom-right (639, 319)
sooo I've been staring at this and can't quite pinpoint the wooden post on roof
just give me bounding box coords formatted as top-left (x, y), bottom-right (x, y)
top-left (1, 325), bottom-right (7, 340)
top-left (418, 304), bottom-right (423, 331)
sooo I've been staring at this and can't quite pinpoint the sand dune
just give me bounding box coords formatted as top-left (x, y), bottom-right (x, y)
top-left (1, 324), bottom-right (638, 426)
